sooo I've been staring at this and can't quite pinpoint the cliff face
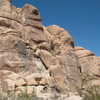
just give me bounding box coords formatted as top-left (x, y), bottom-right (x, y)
top-left (0, 0), bottom-right (99, 98)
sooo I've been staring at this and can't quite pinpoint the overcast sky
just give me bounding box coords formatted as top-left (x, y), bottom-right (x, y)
top-left (12, 0), bottom-right (100, 56)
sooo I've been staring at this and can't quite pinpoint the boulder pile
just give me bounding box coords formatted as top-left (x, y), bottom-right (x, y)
top-left (0, 0), bottom-right (99, 99)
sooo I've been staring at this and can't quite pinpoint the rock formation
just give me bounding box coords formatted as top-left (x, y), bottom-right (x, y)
top-left (0, 0), bottom-right (99, 99)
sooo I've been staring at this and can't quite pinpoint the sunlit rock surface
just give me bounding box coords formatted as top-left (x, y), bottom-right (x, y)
top-left (0, 0), bottom-right (99, 99)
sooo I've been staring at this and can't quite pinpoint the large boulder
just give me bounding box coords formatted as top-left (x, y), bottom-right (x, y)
top-left (75, 46), bottom-right (100, 87)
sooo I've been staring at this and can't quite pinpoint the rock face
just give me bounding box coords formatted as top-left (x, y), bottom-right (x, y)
top-left (0, 0), bottom-right (99, 99)
top-left (75, 47), bottom-right (100, 87)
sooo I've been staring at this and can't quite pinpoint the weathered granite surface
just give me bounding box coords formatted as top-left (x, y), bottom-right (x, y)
top-left (0, 0), bottom-right (99, 99)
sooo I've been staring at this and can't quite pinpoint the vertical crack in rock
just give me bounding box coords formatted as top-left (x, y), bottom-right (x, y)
top-left (39, 57), bottom-right (49, 70)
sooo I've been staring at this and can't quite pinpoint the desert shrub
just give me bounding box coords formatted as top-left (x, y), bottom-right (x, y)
top-left (0, 87), bottom-right (39, 100)
top-left (83, 85), bottom-right (100, 100)
top-left (76, 72), bottom-right (100, 100)
top-left (16, 93), bottom-right (39, 100)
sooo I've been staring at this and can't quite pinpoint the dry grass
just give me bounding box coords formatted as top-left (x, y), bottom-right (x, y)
top-left (0, 87), bottom-right (39, 100)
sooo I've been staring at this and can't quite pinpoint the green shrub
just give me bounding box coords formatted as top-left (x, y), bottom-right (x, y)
top-left (83, 85), bottom-right (100, 100)
top-left (77, 72), bottom-right (100, 100)
top-left (0, 87), bottom-right (39, 100)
